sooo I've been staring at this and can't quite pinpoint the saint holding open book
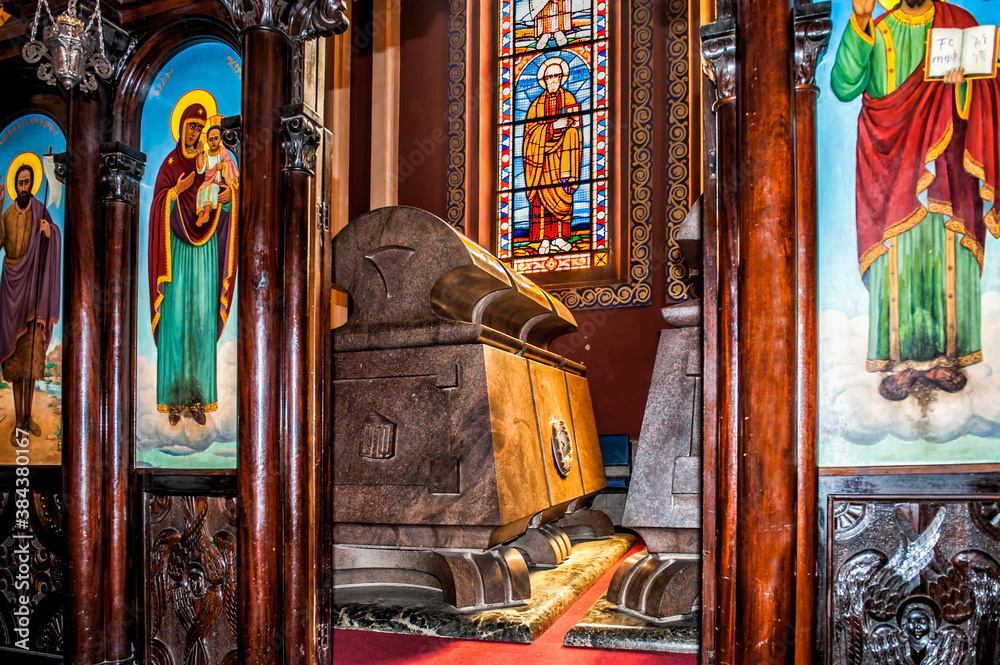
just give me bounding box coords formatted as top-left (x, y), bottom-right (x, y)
top-left (831, 0), bottom-right (1000, 401)
top-left (926, 23), bottom-right (999, 79)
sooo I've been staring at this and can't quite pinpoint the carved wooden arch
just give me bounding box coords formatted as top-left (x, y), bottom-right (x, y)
top-left (97, 18), bottom-right (244, 665)
top-left (0, 94), bottom-right (67, 141)
top-left (112, 18), bottom-right (241, 146)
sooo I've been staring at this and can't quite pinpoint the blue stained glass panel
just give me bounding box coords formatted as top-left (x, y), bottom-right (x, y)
top-left (513, 51), bottom-right (593, 121)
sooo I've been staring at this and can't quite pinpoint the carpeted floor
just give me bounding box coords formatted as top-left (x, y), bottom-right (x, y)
top-left (331, 541), bottom-right (700, 664)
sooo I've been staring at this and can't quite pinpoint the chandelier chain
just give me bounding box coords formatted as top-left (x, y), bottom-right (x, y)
top-left (28, 0), bottom-right (55, 42)
top-left (83, 0), bottom-right (106, 57)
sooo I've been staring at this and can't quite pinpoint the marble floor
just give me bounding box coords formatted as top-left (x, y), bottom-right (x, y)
top-left (563, 593), bottom-right (699, 653)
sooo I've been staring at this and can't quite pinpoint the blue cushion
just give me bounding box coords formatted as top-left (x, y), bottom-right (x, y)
top-left (598, 434), bottom-right (629, 466)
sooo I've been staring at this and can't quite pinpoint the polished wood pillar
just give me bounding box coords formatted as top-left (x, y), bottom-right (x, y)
top-left (734, 0), bottom-right (798, 658)
top-left (100, 142), bottom-right (146, 665)
top-left (792, 7), bottom-right (831, 662)
top-left (64, 90), bottom-right (108, 665)
top-left (238, 26), bottom-right (290, 665)
top-left (279, 105), bottom-right (323, 665)
top-left (702, 1), bottom-right (830, 660)
top-left (701, 24), bottom-right (738, 665)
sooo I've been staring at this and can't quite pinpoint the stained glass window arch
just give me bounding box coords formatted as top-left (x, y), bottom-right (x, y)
top-left (497, 1), bottom-right (610, 277)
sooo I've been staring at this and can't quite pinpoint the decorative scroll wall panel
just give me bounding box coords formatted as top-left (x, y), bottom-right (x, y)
top-left (446, 0), bottom-right (467, 232)
top-left (143, 494), bottom-right (238, 665)
top-left (0, 489), bottom-right (64, 654)
top-left (662, 0), bottom-right (693, 303)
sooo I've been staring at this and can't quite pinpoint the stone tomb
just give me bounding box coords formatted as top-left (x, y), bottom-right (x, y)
top-left (332, 207), bottom-right (612, 612)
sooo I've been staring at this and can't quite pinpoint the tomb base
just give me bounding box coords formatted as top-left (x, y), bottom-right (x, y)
top-left (607, 551), bottom-right (700, 622)
top-left (333, 543), bottom-right (530, 611)
top-left (333, 534), bottom-right (635, 643)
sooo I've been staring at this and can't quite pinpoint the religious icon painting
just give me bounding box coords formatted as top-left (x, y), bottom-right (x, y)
top-left (817, 0), bottom-right (1000, 466)
top-left (135, 41), bottom-right (241, 470)
top-left (0, 113), bottom-right (65, 465)
top-left (497, 0), bottom-right (610, 274)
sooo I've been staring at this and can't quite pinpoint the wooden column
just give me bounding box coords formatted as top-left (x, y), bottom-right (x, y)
top-left (239, 26), bottom-right (290, 665)
top-left (64, 89), bottom-right (108, 665)
top-left (703, 1), bottom-right (828, 661)
top-left (791, 6), bottom-right (831, 662)
top-left (223, 5), bottom-right (347, 663)
top-left (279, 105), bottom-right (323, 665)
top-left (734, 0), bottom-right (799, 658)
top-left (100, 142), bottom-right (146, 665)
top-left (701, 24), bottom-right (738, 665)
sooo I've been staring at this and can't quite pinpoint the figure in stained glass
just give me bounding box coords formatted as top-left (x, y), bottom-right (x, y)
top-left (524, 58), bottom-right (582, 254)
top-left (529, 0), bottom-right (574, 48)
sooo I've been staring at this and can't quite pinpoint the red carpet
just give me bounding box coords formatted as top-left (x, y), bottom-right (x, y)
top-left (332, 542), bottom-right (699, 664)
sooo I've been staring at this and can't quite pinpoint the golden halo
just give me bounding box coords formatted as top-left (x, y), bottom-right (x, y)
top-left (200, 114), bottom-right (226, 145)
top-left (5, 152), bottom-right (43, 201)
top-left (170, 89), bottom-right (218, 144)
top-left (536, 57), bottom-right (570, 86)
top-left (875, 0), bottom-right (944, 12)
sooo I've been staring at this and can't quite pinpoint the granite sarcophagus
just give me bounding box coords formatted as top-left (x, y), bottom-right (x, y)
top-left (332, 207), bottom-right (610, 610)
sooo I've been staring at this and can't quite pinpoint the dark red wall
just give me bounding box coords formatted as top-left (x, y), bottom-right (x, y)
top-left (396, 0), bottom-right (450, 219)
top-left (346, 0), bottom-right (681, 440)
top-left (348, 0), bottom-right (373, 222)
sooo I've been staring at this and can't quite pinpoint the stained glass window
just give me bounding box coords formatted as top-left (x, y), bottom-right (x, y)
top-left (497, 0), bottom-right (609, 275)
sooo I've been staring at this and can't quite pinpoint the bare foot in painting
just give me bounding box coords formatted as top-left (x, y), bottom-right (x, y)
top-left (28, 417), bottom-right (40, 437)
top-left (922, 366), bottom-right (967, 393)
top-left (878, 369), bottom-right (918, 401)
top-left (196, 206), bottom-right (211, 227)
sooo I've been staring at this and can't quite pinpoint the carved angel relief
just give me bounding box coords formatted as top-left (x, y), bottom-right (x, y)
top-left (834, 506), bottom-right (1000, 665)
top-left (148, 496), bottom-right (238, 665)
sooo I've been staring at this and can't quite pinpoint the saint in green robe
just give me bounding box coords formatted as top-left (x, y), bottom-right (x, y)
top-left (831, 5), bottom-right (986, 374)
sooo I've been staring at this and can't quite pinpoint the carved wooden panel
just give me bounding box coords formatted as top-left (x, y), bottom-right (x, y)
top-left (144, 494), bottom-right (238, 665)
top-left (824, 485), bottom-right (1000, 664)
top-left (0, 489), bottom-right (65, 654)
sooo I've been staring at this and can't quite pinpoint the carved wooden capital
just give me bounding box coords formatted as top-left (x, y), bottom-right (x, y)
top-left (280, 105), bottom-right (322, 174)
top-left (700, 23), bottom-right (736, 107)
top-left (221, 115), bottom-right (242, 165)
top-left (793, 3), bottom-right (832, 89)
top-left (220, 0), bottom-right (349, 39)
top-left (100, 142), bottom-right (147, 206)
top-left (52, 153), bottom-right (69, 184)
